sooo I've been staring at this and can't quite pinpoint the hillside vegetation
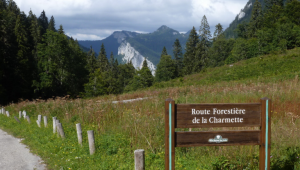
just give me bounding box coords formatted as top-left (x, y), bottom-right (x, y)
top-left (2, 0), bottom-right (300, 107)
top-left (1, 48), bottom-right (300, 169)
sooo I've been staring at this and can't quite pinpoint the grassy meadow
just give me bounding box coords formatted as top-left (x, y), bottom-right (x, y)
top-left (1, 48), bottom-right (300, 169)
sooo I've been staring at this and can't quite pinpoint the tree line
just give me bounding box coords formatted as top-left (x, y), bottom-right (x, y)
top-left (1, 0), bottom-right (300, 105)
top-left (0, 0), bottom-right (155, 104)
top-left (154, 0), bottom-right (300, 82)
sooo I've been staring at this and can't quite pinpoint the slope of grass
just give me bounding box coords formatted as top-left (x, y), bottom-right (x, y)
top-left (152, 47), bottom-right (300, 89)
top-left (1, 48), bottom-right (300, 169)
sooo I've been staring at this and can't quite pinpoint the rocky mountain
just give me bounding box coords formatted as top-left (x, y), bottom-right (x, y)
top-left (118, 41), bottom-right (156, 75)
top-left (78, 25), bottom-right (189, 74)
top-left (223, 0), bottom-right (265, 39)
top-left (78, 30), bottom-right (139, 57)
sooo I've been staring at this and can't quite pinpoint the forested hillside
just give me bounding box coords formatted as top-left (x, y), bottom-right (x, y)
top-left (1, 0), bottom-right (300, 106)
top-left (0, 0), bottom-right (87, 104)
top-left (224, 0), bottom-right (292, 38)
top-left (223, 0), bottom-right (265, 39)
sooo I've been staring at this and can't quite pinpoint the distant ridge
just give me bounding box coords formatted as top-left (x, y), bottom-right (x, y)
top-left (78, 25), bottom-right (189, 68)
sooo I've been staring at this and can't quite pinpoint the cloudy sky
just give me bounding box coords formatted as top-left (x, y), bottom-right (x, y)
top-left (14, 0), bottom-right (248, 40)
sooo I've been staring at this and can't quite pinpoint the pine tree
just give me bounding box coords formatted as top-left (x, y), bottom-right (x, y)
top-left (265, 0), bottom-right (284, 10)
top-left (173, 39), bottom-right (183, 77)
top-left (194, 15), bottom-right (211, 72)
top-left (118, 61), bottom-right (135, 91)
top-left (7, 0), bottom-right (20, 15)
top-left (84, 68), bottom-right (107, 97)
top-left (35, 30), bottom-right (87, 97)
top-left (161, 46), bottom-right (168, 56)
top-left (155, 55), bottom-right (176, 82)
top-left (109, 52), bottom-right (115, 70)
top-left (28, 11), bottom-right (42, 67)
top-left (15, 14), bottom-right (29, 60)
top-left (236, 22), bottom-right (249, 39)
top-left (124, 59), bottom-right (153, 92)
top-left (140, 60), bottom-right (154, 88)
top-left (248, 0), bottom-right (263, 37)
top-left (183, 27), bottom-right (199, 75)
top-left (14, 12), bottom-right (35, 99)
top-left (105, 52), bottom-right (121, 94)
top-left (38, 10), bottom-right (48, 35)
top-left (263, 3), bottom-right (283, 28)
top-left (97, 43), bottom-right (108, 72)
top-left (0, 0), bottom-right (7, 9)
top-left (86, 46), bottom-right (98, 73)
top-left (48, 15), bottom-right (56, 31)
top-left (209, 23), bottom-right (232, 66)
top-left (285, 0), bottom-right (300, 25)
top-left (213, 23), bottom-right (224, 41)
top-left (209, 38), bottom-right (235, 67)
top-left (67, 37), bottom-right (88, 95)
top-left (58, 25), bottom-right (64, 34)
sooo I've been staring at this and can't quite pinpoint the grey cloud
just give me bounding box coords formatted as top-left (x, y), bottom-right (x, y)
top-left (15, 0), bottom-right (248, 40)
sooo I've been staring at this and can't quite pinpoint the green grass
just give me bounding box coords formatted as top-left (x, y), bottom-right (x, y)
top-left (152, 47), bottom-right (300, 89)
top-left (1, 48), bottom-right (300, 169)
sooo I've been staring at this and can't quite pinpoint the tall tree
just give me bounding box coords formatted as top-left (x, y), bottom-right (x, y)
top-left (38, 10), bottom-right (48, 35)
top-left (126, 60), bottom-right (153, 91)
top-left (118, 61), bottom-right (135, 91)
top-left (209, 23), bottom-right (234, 66)
top-left (183, 27), bottom-right (199, 75)
top-left (155, 55), bottom-right (176, 82)
top-left (106, 52), bottom-right (121, 94)
top-left (86, 46), bottom-right (98, 74)
top-left (285, 0), bottom-right (300, 25)
top-left (161, 46), bottom-right (168, 56)
top-left (236, 22), bottom-right (249, 39)
top-left (84, 68), bottom-right (107, 97)
top-left (194, 15), bottom-right (211, 72)
top-left (140, 59), bottom-right (154, 88)
top-left (7, 0), bottom-right (20, 15)
top-left (28, 10), bottom-right (42, 87)
top-left (48, 15), bottom-right (56, 31)
top-left (265, 0), bottom-right (284, 10)
top-left (213, 23), bottom-right (224, 41)
top-left (172, 39), bottom-right (183, 77)
top-left (0, 0), bottom-right (7, 9)
top-left (248, 0), bottom-right (263, 37)
top-left (97, 43), bottom-right (108, 72)
top-left (14, 13), bottom-right (33, 97)
top-left (58, 25), bottom-right (64, 34)
top-left (35, 30), bottom-right (87, 97)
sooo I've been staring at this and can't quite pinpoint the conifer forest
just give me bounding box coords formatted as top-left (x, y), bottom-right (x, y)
top-left (1, 0), bottom-right (300, 105)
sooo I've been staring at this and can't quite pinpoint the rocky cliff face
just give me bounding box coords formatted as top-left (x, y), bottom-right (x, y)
top-left (238, 2), bottom-right (252, 20)
top-left (118, 41), bottom-right (156, 75)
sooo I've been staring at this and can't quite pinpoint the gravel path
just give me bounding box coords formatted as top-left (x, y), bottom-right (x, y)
top-left (0, 129), bottom-right (46, 170)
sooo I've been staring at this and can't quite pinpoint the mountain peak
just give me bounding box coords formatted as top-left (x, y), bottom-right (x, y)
top-left (157, 25), bottom-right (171, 31)
top-left (155, 25), bottom-right (179, 35)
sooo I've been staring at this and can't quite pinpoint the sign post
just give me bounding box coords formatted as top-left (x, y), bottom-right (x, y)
top-left (165, 97), bottom-right (271, 170)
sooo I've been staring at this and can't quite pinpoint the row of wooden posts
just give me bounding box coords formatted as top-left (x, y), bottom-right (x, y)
top-left (0, 108), bottom-right (145, 170)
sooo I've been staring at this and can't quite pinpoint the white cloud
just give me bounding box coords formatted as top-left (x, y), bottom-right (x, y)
top-left (14, 0), bottom-right (248, 40)
top-left (191, 0), bottom-right (247, 29)
top-left (66, 33), bottom-right (104, 41)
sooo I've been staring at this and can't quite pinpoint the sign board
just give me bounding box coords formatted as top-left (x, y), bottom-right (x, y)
top-left (165, 97), bottom-right (271, 170)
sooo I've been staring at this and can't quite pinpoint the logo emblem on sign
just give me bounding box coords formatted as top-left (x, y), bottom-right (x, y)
top-left (208, 135), bottom-right (228, 143)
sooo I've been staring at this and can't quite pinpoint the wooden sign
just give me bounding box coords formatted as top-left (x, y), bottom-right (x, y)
top-left (165, 97), bottom-right (271, 170)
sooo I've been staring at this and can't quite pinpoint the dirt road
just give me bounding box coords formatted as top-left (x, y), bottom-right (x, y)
top-left (0, 129), bottom-right (46, 170)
